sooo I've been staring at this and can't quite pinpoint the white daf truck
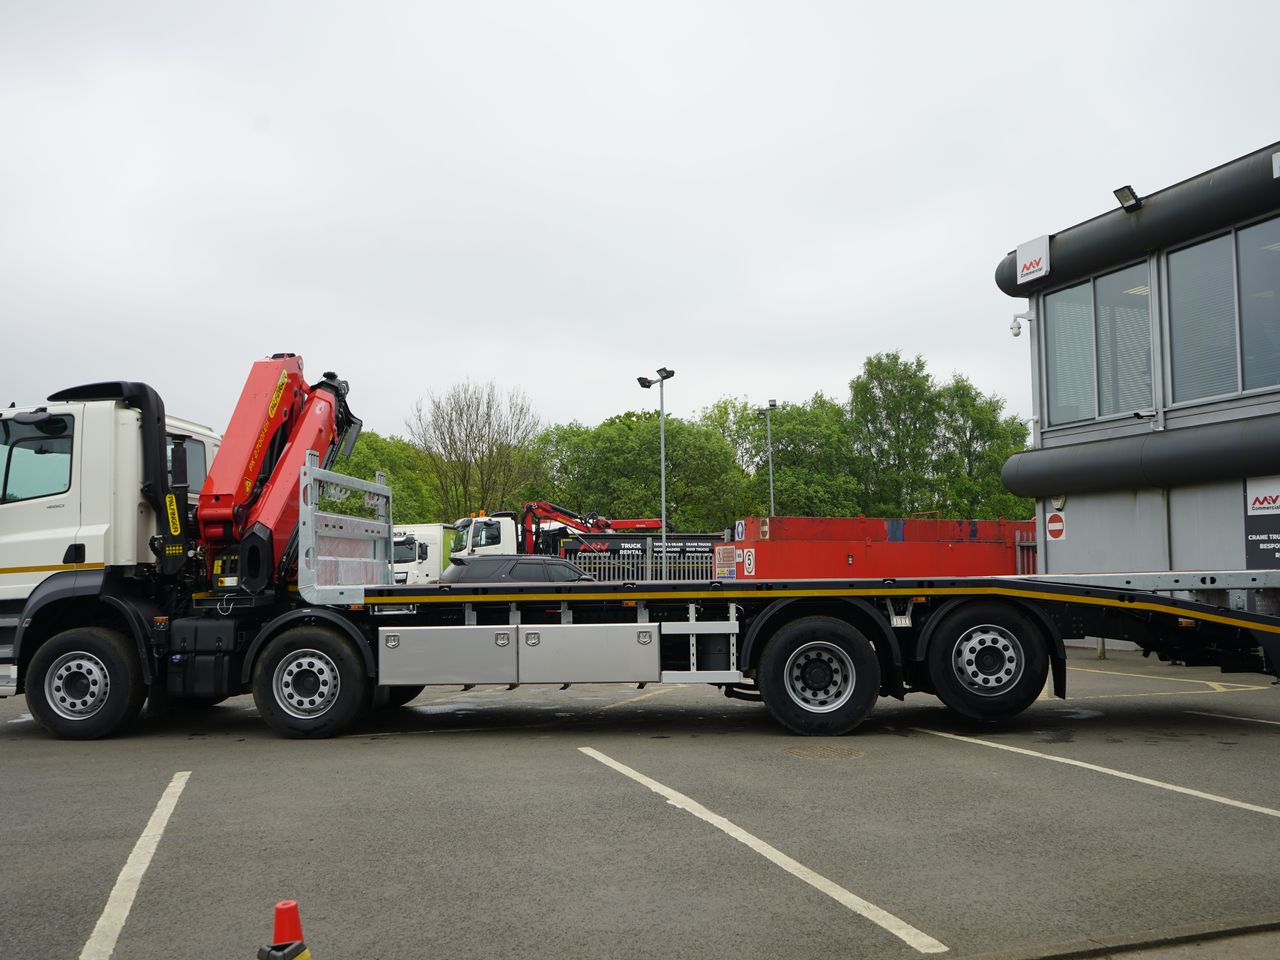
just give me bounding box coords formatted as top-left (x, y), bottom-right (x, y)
top-left (393, 524), bottom-right (452, 584)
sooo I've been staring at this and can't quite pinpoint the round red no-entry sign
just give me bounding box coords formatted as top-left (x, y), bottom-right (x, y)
top-left (1046, 512), bottom-right (1066, 540)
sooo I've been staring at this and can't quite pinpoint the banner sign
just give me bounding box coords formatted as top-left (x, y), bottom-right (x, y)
top-left (1245, 476), bottom-right (1280, 568)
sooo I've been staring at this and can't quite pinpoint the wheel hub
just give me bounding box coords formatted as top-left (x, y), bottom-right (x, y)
top-left (784, 641), bottom-right (855, 713)
top-left (273, 649), bottom-right (340, 719)
top-left (952, 625), bottom-right (1024, 697)
top-left (799, 659), bottom-right (835, 691)
top-left (45, 652), bottom-right (111, 721)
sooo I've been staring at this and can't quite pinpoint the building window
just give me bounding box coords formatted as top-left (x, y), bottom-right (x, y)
top-left (1169, 234), bottom-right (1236, 402)
top-left (1043, 264), bottom-right (1154, 427)
top-left (1095, 264), bottom-right (1153, 417)
top-left (1239, 215), bottom-right (1280, 391)
top-left (1044, 282), bottom-right (1095, 425)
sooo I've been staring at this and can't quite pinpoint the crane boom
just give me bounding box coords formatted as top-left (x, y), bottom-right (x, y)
top-left (197, 354), bottom-right (360, 593)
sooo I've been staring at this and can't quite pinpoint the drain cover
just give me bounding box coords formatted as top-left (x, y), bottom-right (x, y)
top-left (785, 743), bottom-right (864, 760)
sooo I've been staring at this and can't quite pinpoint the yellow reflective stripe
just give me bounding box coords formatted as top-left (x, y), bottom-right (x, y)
top-left (0, 562), bottom-right (105, 576)
top-left (362, 584), bottom-right (1280, 636)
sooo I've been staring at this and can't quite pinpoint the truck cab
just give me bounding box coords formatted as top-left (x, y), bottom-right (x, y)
top-left (0, 395), bottom-right (219, 696)
top-left (392, 523), bottom-right (452, 584)
top-left (450, 514), bottom-right (519, 558)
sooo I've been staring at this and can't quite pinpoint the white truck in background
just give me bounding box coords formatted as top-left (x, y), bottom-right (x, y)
top-left (393, 524), bottom-right (452, 584)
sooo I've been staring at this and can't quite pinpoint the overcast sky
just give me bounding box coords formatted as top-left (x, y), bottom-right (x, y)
top-left (2, 1), bottom-right (1277, 438)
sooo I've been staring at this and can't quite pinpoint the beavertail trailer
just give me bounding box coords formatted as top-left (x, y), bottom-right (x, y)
top-left (2, 358), bottom-right (1279, 739)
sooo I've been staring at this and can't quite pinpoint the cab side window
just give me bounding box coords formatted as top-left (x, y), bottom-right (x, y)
top-left (1, 416), bottom-right (73, 504)
top-left (167, 436), bottom-right (208, 494)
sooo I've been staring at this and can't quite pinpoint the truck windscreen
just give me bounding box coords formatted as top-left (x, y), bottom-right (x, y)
top-left (451, 519), bottom-right (471, 552)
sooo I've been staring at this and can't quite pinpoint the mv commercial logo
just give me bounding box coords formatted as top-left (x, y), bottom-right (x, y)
top-left (1246, 476), bottom-right (1280, 515)
top-left (1016, 235), bottom-right (1051, 285)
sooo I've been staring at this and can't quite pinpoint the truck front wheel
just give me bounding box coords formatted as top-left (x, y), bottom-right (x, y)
top-left (27, 627), bottom-right (146, 740)
top-left (252, 626), bottom-right (369, 738)
top-left (927, 603), bottom-right (1048, 722)
top-left (758, 616), bottom-right (881, 735)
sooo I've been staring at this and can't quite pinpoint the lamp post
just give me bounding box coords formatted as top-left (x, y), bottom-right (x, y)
top-left (637, 367), bottom-right (675, 578)
top-left (757, 399), bottom-right (776, 516)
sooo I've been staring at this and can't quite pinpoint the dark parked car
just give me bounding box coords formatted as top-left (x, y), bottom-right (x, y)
top-left (439, 555), bottom-right (595, 584)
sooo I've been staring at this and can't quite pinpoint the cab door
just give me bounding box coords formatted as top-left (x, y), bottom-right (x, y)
top-left (0, 405), bottom-right (84, 611)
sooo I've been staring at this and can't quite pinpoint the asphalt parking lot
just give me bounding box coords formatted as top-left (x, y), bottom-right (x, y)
top-left (2, 648), bottom-right (1278, 960)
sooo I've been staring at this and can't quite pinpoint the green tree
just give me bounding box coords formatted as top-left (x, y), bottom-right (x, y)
top-left (525, 412), bottom-right (752, 532)
top-left (406, 381), bottom-right (543, 520)
top-left (339, 431), bottom-right (441, 523)
top-left (698, 397), bottom-right (762, 471)
top-left (933, 376), bottom-right (1032, 519)
top-left (766, 394), bottom-right (862, 517)
top-left (848, 352), bottom-right (940, 515)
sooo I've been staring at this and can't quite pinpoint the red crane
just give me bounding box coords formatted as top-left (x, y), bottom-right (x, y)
top-left (520, 501), bottom-right (662, 554)
top-left (197, 354), bottom-right (361, 593)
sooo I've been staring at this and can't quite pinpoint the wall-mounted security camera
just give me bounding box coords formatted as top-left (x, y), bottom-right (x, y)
top-left (1010, 318), bottom-right (1022, 338)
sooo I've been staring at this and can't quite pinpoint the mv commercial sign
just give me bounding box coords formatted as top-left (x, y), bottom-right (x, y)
top-left (1016, 235), bottom-right (1050, 285)
top-left (1245, 476), bottom-right (1280, 568)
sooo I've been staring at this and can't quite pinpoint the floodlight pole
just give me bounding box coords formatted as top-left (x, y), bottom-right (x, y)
top-left (757, 399), bottom-right (777, 516)
top-left (658, 377), bottom-right (667, 578)
top-left (637, 367), bottom-right (675, 579)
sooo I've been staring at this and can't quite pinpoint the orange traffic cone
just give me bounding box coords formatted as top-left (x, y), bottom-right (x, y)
top-left (256, 899), bottom-right (312, 960)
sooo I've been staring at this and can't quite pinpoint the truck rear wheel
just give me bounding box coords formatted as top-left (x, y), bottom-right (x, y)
top-left (927, 603), bottom-right (1048, 722)
top-left (27, 627), bottom-right (146, 740)
top-left (252, 626), bottom-right (369, 738)
top-left (757, 616), bottom-right (881, 735)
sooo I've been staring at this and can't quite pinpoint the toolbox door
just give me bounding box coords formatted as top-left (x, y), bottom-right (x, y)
top-left (378, 625), bottom-right (518, 685)
top-left (517, 623), bottom-right (660, 683)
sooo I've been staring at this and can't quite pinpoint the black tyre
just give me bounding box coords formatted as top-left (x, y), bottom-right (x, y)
top-left (757, 616), bottom-right (881, 735)
top-left (251, 626), bottom-right (369, 738)
top-left (382, 684), bottom-right (425, 708)
top-left (27, 627), bottom-right (146, 740)
top-left (927, 603), bottom-right (1048, 722)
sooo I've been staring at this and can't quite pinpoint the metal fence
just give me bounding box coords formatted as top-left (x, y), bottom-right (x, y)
top-left (572, 551), bottom-right (717, 583)
top-left (1015, 529), bottom-right (1038, 575)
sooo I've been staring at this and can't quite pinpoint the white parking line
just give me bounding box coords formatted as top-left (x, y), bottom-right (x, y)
top-left (1186, 710), bottom-right (1280, 727)
top-left (80, 771), bottom-right (191, 960)
top-left (579, 747), bottom-right (949, 954)
top-left (915, 728), bottom-right (1280, 820)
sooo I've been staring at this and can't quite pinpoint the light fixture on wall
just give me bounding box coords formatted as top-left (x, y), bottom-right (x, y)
top-left (1113, 185), bottom-right (1142, 212)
